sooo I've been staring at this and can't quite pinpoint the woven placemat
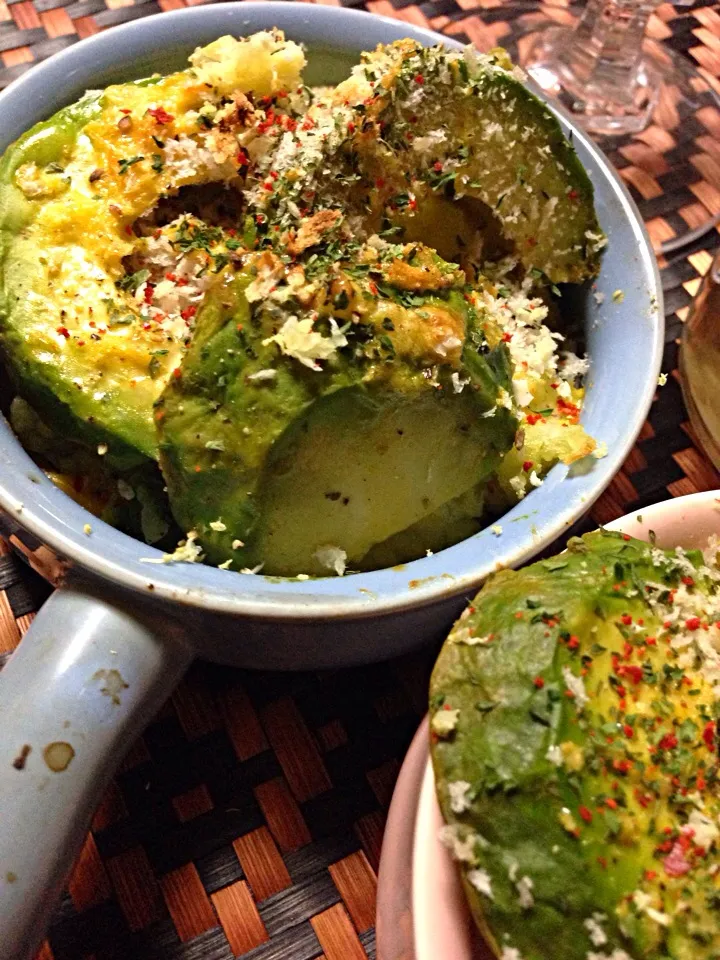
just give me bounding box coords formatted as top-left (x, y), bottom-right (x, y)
top-left (1, 2), bottom-right (720, 958)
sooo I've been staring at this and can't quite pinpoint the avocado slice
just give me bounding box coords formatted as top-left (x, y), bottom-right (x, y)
top-left (430, 530), bottom-right (720, 960)
top-left (157, 249), bottom-right (518, 576)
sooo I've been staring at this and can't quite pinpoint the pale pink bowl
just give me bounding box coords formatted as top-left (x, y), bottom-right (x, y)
top-left (376, 489), bottom-right (720, 960)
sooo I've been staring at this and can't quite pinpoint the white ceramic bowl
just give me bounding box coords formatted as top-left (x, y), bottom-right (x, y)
top-left (376, 489), bottom-right (720, 960)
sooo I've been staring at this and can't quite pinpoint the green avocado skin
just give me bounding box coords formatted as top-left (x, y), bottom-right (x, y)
top-left (429, 530), bottom-right (716, 960)
top-left (0, 81), bottom-right (162, 470)
top-left (157, 269), bottom-right (519, 575)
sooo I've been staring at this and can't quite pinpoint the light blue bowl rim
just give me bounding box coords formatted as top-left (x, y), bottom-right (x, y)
top-left (0, 2), bottom-right (664, 620)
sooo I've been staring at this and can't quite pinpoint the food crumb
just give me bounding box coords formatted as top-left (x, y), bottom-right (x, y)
top-left (491, 524), bottom-right (503, 536)
top-left (612, 289), bottom-right (624, 303)
top-left (83, 523), bottom-right (92, 535)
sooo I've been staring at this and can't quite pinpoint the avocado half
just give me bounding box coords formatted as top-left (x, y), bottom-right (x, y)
top-left (0, 33), bottom-right (306, 469)
top-left (252, 40), bottom-right (605, 286)
top-left (430, 530), bottom-right (720, 960)
top-left (156, 249), bottom-right (518, 576)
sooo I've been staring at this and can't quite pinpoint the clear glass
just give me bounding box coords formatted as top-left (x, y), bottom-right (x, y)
top-left (680, 252), bottom-right (720, 471)
top-left (523, 0), bottom-right (662, 135)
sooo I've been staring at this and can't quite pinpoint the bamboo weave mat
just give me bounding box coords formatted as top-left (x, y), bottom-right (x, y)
top-left (1, 1), bottom-right (720, 958)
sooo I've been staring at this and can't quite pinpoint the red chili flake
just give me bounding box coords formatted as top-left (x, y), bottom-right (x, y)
top-left (617, 665), bottom-right (643, 685)
top-left (703, 721), bottom-right (715, 749)
top-left (347, 121), bottom-right (355, 133)
top-left (623, 724), bottom-right (634, 739)
top-left (147, 106), bottom-right (174, 125)
top-left (567, 636), bottom-right (580, 651)
top-left (368, 281), bottom-right (379, 297)
top-left (682, 577), bottom-right (695, 586)
top-left (635, 790), bottom-right (651, 808)
top-left (143, 283), bottom-right (154, 305)
top-left (623, 642), bottom-right (633, 660)
top-left (579, 806), bottom-right (593, 823)
top-left (263, 182), bottom-right (274, 192)
top-left (568, 189), bottom-right (579, 201)
top-left (124, 225), bottom-right (133, 237)
top-left (597, 856), bottom-right (608, 870)
top-left (56, 325), bottom-right (70, 339)
top-left (615, 685), bottom-right (626, 698)
top-left (501, 332), bottom-right (513, 342)
top-left (644, 869), bottom-right (657, 881)
top-left (697, 777), bottom-right (707, 791)
top-left (557, 396), bottom-right (580, 420)
top-left (172, 367), bottom-right (181, 379)
top-left (620, 614), bottom-right (633, 626)
top-left (408, 198), bottom-right (417, 211)
top-left (375, 177), bottom-right (385, 188)
top-left (605, 798), bottom-right (618, 810)
top-left (522, 461), bottom-right (533, 472)
top-left (685, 617), bottom-right (701, 631)
top-left (180, 305), bottom-right (197, 322)
top-left (433, 161), bottom-right (443, 172)
top-left (533, 677), bottom-right (545, 689)
top-left (659, 733), bottom-right (678, 751)
top-left (414, 74), bottom-right (424, 84)
top-left (622, 533), bottom-right (631, 541)
top-left (176, 278), bottom-right (188, 287)
top-left (120, 108), bottom-right (131, 115)
top-left (646, 636), bottom-right (657, 646)
top-left (301, 118), bottom-right (315, 131)
top-left (564, 689), bottom-right (576, 699)
top-left (514, 612), bottom-right (524, 620)
top-left (236, 149), bottom-right (249, 165)
top-left (526, 413), bottom-right (544, 425)
top-left (664, 842), bottom-right (692, 877)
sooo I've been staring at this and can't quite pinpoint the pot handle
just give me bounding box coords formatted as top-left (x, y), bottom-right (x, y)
top-left (0, 581), bottom-right (192, 960)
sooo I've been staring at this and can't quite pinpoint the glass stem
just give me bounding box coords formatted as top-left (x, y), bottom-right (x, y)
top-left (559, 0), bottom-right (657, 103)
